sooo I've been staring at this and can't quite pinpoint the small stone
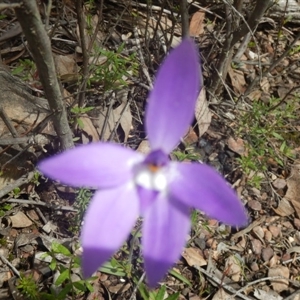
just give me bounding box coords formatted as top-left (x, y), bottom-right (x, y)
top-left (262, 246), bottom-right (274, 262)
top-left (248, 200), bottom-right (262, 211)
top-left (282, 221), bottom-right (293, 229)
top-left (268, 225), bottom-right (281, 238)
top-left (268, 266), bottom-right (289, 292)
top-left (253, 226), bottom-right (264, 239)
top-left (251, 239), bottom-right (262, 255)
top-left (251, 261), bottom-right (259, 272)
top-left (264, 229), bottom-right (272, 242)
top-left (272, 178), bottom-right (287, 189)
top-left (294, 218), bottom-right (300, 230)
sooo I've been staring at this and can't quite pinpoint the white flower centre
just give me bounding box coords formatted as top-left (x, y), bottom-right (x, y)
top-left (135, 165), bottom-right (167, 192)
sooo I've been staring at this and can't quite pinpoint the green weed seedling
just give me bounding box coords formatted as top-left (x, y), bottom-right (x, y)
top-left (173, 148), bottom-right (200, 162)
top-left (0, 203), bottom-right (12, 217)
top-left (138, 283), bottom-right (180, 300)
top-left (237, 96), bottom-right (297, 188)
top-left (12, 59), bottom-right (36, 81)
top-left (17, 273), bottom-right (40, 300)
top-left (89, 43), bottom-right (138, 91)
top-left (70, 106), bottom-right (94, 130)
top-left (44, 242), bottom-right (94, 299)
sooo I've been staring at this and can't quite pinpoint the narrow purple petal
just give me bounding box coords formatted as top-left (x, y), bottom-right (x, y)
top-left (38, 143), bottom-right (142, 188)
top-left (146, 38), bottom-right (200, 153)
top-left (81, 183), bottom-right (139, 277)
top-left (169, 163), bottom-right (248, 226)
top-left (142, 194), bottom-right (191, 287)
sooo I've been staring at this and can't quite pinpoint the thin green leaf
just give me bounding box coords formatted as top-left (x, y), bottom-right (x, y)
top-left (51, 242), bottom-right (71, 256)
top-left (165, 292), bottom-right (180, 300)
top-left (137, 282), bottom-right (149, 300)
top-left (169, 269), bottom-right (191, 286)
top-left (73, 280), bottom-right (87, 292)
top-left (55, 269), bottom-right (70, 286)
top-left (99, 261), bottom-right (126, 277)
top-left (155, 285), bottom-right (166, 300)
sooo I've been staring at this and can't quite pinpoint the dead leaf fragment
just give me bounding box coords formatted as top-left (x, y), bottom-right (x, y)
top-left (182, 247), bottom-right (207, 267)
top-left (272, 198), bottom-right (295, 217)
top-left (189, 10), bottom-right (205, 37)
top-left (268, 266), bottom-right (289, 293)
top-left (212, 288), bottom-right (230, 300)
top-left (228, 66), bottom-right (246, 94)
top-left (195, 88), bottom-right (212, 137)
top-left (253, 288), bottom-right (283, 300)
top-left (284, 163), bottom-right (300, 218)
top-left (79, 114), bottom-right (100, 143)
top-left (225, 255), bottom-right (242, 282)
top-left (9, 212), bottom-right (32, 228)
top-left (248, 200), bottom-right (262, 211)
top-left (227, 137), bottom-right (246, 155)
top-left (272, 178), bottom-right (287, 190)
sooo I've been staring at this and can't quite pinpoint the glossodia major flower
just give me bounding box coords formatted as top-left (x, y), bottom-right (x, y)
top-left (38, 38), bottom-right (248, 287)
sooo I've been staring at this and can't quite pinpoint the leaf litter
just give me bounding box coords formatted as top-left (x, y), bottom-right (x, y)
top-left (0, 0), bottom-right (300, 299)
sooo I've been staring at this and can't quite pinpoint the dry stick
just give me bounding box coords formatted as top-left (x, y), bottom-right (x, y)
top-left (87, 0), bottom-right (104, 54)
top-left (128, 272), bottom-right (146, 300)
top-left (108, 97), bottom-right (132, 142)
top-left (180, 0), bottom-right (189, 38)
top-left (229, 0), bottom-right (273, 48)
top-left (76, 0), bottom-right (89, 108)
top-left (195, 266), bottom-right (252, 300)
top-left (228, 276), bottom-right (300, 300)
top-left (0, 253), bottom-right (20, 277)
top-left (14, 1), bottom-right (73, 150)
top-left (209, 2), bottom-right (234, 95)
top-left (134, 27), bottom-right (153, 89)
top-left (244, 31), bottom-right (300, 96)
top-left (267, 85), bottom-right (300, 112)
top-left (99, 92), bottom-right (115, 141)
top-left (5, 199), bottom-right (77, 212)
top-left (0, 171), bottom-right (35, 199)
top-left (210, 0), bottom-right (271, 95)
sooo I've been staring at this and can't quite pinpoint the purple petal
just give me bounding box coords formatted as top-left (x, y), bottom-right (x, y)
top-left (81, 183), bottom-right (139, 277)
top-left (169, 163), bottom-right (248, 226)
top-left (38, 143), bottom-right (142, 188)
top-left (146, 38), bottom-right (200, 153)
top-left (142, 194), bottom-right (191, 287)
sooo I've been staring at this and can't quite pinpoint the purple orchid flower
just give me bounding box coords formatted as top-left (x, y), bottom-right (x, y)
top-left (38, 38), bottom-right (248, 287)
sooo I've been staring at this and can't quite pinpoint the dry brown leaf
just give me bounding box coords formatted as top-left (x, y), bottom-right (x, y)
top-left (268, 266), bottom-right (289, 293)
top-left (284, 163), bottom-right (300, 218)
top-left (195, 88), bottom-right (211, 137)
top-left (228, 66), bottom-right (246, 94)
top-left (225, 255), bottom-right (242, 282)
top-left (183, 126), bottom-right (198, 145)
top-left (182, 247), bottom-right (207, 267)
top-left (272, 178), bottom-right (287, 189)
top-left (79, 114), bottom-right (100, 143)
top-left (114, 102), bottom-right (132, 142)
top-left (247, 89), bottom-right (262, 101)
top-left (227, 137), bottom-right (246, 155)
top-left (212, 288), bottom-right (230, 300)
top-left (253, 288), bottom-right (283, 300)
top-left (189, 10), bottom-right (205, 37)
top-left (272, 198), bottom-right (295, 217)
top-left (260, 77), bottom-right (270, 93)
top-left (53, 54), bottom-right (77, 77)
top-left (9, 212), bottom-right (33, 228)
